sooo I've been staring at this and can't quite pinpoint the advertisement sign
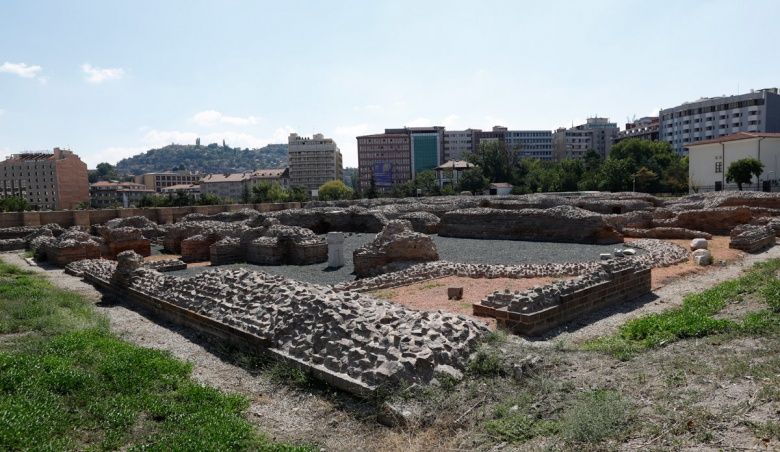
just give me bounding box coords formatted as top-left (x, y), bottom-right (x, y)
top-left (373, 162), bottom-right (393, 187)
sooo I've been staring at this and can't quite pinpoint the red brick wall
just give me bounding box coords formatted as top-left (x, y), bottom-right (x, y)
top-left (55, 153), bottom-right (90, 210)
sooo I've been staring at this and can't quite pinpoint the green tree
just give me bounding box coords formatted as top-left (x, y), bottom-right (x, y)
top-left (318, 180), bottom-right (353, 201)
top-left (0, 196), bottom-right (30, 212)
top-left (726, 157), bottom-right (764, 190)
top-left (413, 170), bottom-right (439, 196)
top-left (287, 186), bottom-right (309, 203)
top-left (466, 141), bottom-right (520, 183)
top-left (198, 193), bottom-right (223, 205)
top-left (458, 168), bottom-right (489, 194)
top-left (599, 158), bottom-right (633, 192)
top-left (633, 166), bottom-right (658, 192)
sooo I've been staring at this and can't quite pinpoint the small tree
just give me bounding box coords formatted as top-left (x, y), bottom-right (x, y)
top-left (458, 168), bottom-right (488, 194)
top-left (318, 180), bottom-right (353, 201)
top-left (0, 196), bottom-right (30, 212)
top-left (726, 158), bottom-right (764, 190)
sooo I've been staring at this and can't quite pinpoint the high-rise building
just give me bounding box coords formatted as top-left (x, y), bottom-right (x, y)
top-left (384, 127), bottom-right (445, 177)
top-left (552, 117), bottom-right (618, 160)
top-left (660, 88), bottom-right (780, 154)
top-left (615, 117), bottom-right (660, 143)
top-left (134, 172), bottom-right (202, 192)
top-left (356, 133), bottom-right (412, 193)
top-left (505, 130), bottom-right (554, 160)
top-left (288, 133), bottom-right (343, 191)
top-left (0, 148), bottom-right (89, 210)
top-left (443, 129), bottom-right (480, 161)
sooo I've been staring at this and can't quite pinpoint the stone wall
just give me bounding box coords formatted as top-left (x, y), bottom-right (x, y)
top-left (653, 207), bottom-right (752, 234)
top-left (0, 238), bottom-right (26, 251)
top-left (353, 220), bottom-right (439, 277)
top-left (439, 205), bottom-right (623, 244)
top-left (623, 227), bottom-right (713, 240)
top-left (77, 260), bottom-right (488, 395)
top-left (729, 224), bottom-right (777, 253)
top-left (473, 260), bottom-right (651, 336)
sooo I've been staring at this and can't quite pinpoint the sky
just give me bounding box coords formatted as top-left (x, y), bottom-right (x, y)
top-left (1, 0), bottom-right (779, 169)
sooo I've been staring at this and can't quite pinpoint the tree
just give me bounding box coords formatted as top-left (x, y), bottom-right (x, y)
top-left (599, 158), bottom-right (633, 192)
top-left (413, 170), bottom-right (439, 196)
top-left (318, 180), bottom-right (353, 201)
top-left (0, 196), bottom-right (30, 212)
top-left (633, 166), bottom-right (658, 192)
top-left (466, 141), bottom-right (520, 183)
top-left (726, 158), bottom-right (764, 190)
top-left (458, 168), bottom-right (488, 194)
top-left (287, 186), bottom-right (309, 203)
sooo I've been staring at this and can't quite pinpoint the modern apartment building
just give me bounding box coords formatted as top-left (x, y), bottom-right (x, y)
top-left (200, 168), bottom-right (289, 201)
top-left (356, 133), bottom-right (412, 193)
top-left (552, 117), bottom-right (619, 160)
top-left (134, 172), bottom-right (202, 192)
top-left (443, 129), bottom-right (480, 161)
top-left (505, 130), bottom-right (554, 160)
top-left (160, 183), bottom-right (202, 199)
top-left (0, 148), bottom-right (89, 210)
top-left (90, 181), bottom-right (155, 208)
top-left (660, 88), bottom-right (780, 155)
top-left (288, 133), bottom-right (343, 191)
top-left (615, 117), bottom-right (660, 144)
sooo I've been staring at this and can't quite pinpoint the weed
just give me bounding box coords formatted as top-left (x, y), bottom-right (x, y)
top-left (483, 329), bottom-right (508, 345)
top-left (371, 289), bottom-right (397, 300)
top-left (267, 363), bottom-right (313, 388)
top-left (484, 395), bottom-right (559, 443)
top-left (560, 389), bottom-right (631, 444)
top-left (419, 282), bottom-right (442, 290)
top-left (747, 420), bottom-right (780, 440)
top-left (467, 347), bottom-right (504, 377)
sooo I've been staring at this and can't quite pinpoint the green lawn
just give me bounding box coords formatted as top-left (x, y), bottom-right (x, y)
top-left (0, 261), bottom-right (310, 451)
top-left (584, 259), bottom-right (780, 360)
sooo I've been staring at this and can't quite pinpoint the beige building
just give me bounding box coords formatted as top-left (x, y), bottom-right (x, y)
top-left (160, 183), bottom-right (202, 199)
top-left (687, 132), bottom-right (780, 192)
top-left (0, 148), bottom-right (89, 210)
top-left (90, 181), bottom-right (155, 208)
top-left (134, 172), bottom-right (202, 192)
top-left (200, 168), bottom-right (289, 201)
top-left (288, 133), bottom-right (343, 192)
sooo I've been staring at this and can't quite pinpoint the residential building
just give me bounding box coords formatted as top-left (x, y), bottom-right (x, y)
top-left (200, 168), bottom-right (289, 201)
top-left (134, 172), bottom-right (202, 192)
top-left (443, 129), bottom-right (480, 161)
top-left (687, 132), bottom-right (780, 192)
top-left (160, 183), bottom-right (202, 199)
top-left (435, 160), bottom-right (477, 188)
top-left (0, 147), bottom-right (89, 210)
top-left (356, 133), bottom-right (412, 193)
top-left (615, 117), bottom-right (660, 143)
top-left (288, 133), bottom-right (343, 192)
top-left (660, 88), bottom-right (780, 155)
top-left (90, 181), bottom-right (155, 208)
top-left (552, 117), bottom-right (618, 160)
top-left (505, 130), bottom-right (554, 160)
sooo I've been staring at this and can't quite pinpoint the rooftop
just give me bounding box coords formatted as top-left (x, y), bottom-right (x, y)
top-left (686, 132), bottom-right (780, 147)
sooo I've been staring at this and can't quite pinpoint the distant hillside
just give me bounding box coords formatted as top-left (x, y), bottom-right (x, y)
top-left (115, 143), bottom-right (288, 175)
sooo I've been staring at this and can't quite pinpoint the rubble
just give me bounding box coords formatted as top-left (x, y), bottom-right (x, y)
top-left (729, 224), bottom-right (776, 253)
top-left (623, 227), bottom-right (713, 240)
top-left (353, 220), bottom-right (439, 277)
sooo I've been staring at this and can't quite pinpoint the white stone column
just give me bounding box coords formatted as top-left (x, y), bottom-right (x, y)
top-left (327, 232), bottom-right (345, 268)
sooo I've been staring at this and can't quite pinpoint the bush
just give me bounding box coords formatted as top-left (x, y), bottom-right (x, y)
top-left (318, 180), bottom-right (353, 201)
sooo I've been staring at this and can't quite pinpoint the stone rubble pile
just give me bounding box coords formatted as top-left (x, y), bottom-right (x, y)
top-left (729, 224), bottom-right (777, 253)
top-left (101, 216), bottom-right (167, 241)
top-left (101, 260), bottom-right (487, 388)
top-left (35, 227), bottom-right (103, 266)
top-left (96, 226), bottom-right (151, 258)
top-left (163, 220), bottom-right (249, 260)
top-left (65, 256), bottom-right (186, 277)
top-left (481, 259), bottom-right (641, 314)
top-left (180, 208), bottom-right (262, 223)
top-left (622, 227), bottom-right (713, 240)
top-left (397, 211), bottom-right (441, 234)
top-left (653, 207), bottom-right (752, 235)
top-left (353, 220), bottom-right (439, 277)
top-left (0, 238), bottom-right (26, 251)
top-left (268, 206), bottom-right (388, 233)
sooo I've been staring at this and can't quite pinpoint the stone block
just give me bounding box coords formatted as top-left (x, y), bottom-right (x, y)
top-left (447, 287), bottom-right (463, 300)
top-left (690, 238), bottom-right (708, 251)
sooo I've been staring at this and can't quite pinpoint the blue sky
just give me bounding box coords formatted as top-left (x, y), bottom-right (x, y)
top-left (1, 0), bottom-right (779, 168)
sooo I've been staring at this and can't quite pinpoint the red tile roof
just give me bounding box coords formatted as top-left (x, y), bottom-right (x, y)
top-left (686, 132), bottom-right (780, 147)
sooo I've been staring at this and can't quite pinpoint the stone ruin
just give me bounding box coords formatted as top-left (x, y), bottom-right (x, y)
top-left (397, 211), bottom-right (441, 234)
top-left (269, 206), bottom-right (388, 233)
top-left (0, 224), bottom-right (64, 252)
top-left (622, 227), bottom-right (712, 240)
top-left (99, 216), bottom-right (167, 241)
top-left (33, 227), bottom-right (103, 266)
top-left (77, 252), bottom-right (488, 393)
top-left (337, 239), bottom-right (688, 293)
top-left (353, 220), bottom-right (439, 278)
top-left (96, 226), bottom-right (150, 259)
top-left (729, 224), bottom-right (777, 253)
top-left (210, 218), bottom-right (327, 266)
top-left (438, 205), bottom-right (624, 244)
top-left (474, 258), bottom-right (651, 335)
top-left (64, 256), bottom-right (186, 277)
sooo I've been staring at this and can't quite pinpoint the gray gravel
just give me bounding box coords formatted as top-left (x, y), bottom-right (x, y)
top-left (171, 234), bottom-right (634, 286)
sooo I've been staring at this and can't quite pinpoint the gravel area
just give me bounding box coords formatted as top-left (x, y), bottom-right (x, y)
top-left (170, 234), bottom-right (634, 285)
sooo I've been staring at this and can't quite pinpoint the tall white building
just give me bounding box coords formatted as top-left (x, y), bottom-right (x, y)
top-left (660, 88), bottom-right (780, 155)
top-left (288, 133), bottom-right (343, 191)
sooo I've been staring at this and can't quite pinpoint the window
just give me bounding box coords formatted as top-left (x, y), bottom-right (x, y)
top-left (715, 161), bottom-right (723, 173)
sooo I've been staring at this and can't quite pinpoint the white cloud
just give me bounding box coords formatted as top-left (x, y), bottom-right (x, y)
top-left (353, 104), bottom-right (383, 113)
top-left (81, 63), bottom-right (125, 83)
top-left (192, 110), bottom-right (262, 127)
top-left (0, 62), bottom-right (43, 79)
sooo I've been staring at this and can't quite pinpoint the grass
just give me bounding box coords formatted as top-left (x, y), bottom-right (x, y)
top-left (0, 260), bottom-right (311, 451)
top-left (584, 259), bottom-right (780, 359)
top-left (560, 390), bottom-right (631, 444)
top-left (484, 394), bottom-right (559, 443)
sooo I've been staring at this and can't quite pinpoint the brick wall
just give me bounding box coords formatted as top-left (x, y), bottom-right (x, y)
top-left (473, 265), bottom-right (651, 336)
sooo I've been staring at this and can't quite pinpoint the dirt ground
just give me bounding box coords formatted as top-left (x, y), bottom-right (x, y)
top-left (4, 239), bottom-right (780, 451)
top-left (370, 276), bottom-right (569, 329)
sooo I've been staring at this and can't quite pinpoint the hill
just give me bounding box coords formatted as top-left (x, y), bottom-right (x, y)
top-left (115, 143), bottom-right (288, 175)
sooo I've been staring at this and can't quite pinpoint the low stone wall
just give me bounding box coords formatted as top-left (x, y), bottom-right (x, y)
top-left (473, 260), bottom-right (651, 336)
top-left (655, 207), bottom-right (752, 235)
top-left (623, 227), bottom-right (713, 240)
top-left (0, 202), bottom-right (299, 229)
top-left (76, 260), bottom-right (487, 396)
top-left (0, 238), bottom-right (26, 251)
top-left (729, 224), bottom-right (776, 253)
top-left (439, 206), bottom-right (623, 244)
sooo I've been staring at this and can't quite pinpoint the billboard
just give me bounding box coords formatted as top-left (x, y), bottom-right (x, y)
top-left (373, 162), bottom-right (393, 187)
